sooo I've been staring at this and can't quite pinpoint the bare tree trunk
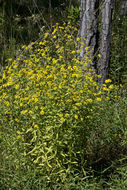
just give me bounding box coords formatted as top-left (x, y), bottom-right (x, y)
top-left (79, 0), bottom-right (99, 69)
top-left (120, 0), bottom-right (127, 17)
top-left (0, 0), bottom-right (6, 72)
top-left (98, 0), bottom-right (114, 84)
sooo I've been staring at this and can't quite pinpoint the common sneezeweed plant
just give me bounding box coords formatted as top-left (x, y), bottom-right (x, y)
top-left (0, 23), bottom-right (120, 184)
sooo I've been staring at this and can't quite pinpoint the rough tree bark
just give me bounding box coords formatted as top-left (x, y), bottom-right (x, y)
top-left (0, 0), bottom-right (6, 71)
top-left (79, 0), bottom-right (99, 69)
top-left (120, 0), bottom-right (127, 16)
top-left (98, 0), bottom-right (114, 84)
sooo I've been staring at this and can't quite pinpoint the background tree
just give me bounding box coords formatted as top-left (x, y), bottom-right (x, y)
top-left (120, 0), bottom-right (127, 17)
top-left (0, 0), bottom-right (6, 70)
top-left (79, 0), bottom-right (99, 70)
top-left (79, 0), bottom-right (126, 84)
top-left (97, 0), bottom-right (114, 84)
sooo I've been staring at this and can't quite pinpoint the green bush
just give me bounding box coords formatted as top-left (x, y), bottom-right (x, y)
top-left (0, 23), bottom-right (127, 188)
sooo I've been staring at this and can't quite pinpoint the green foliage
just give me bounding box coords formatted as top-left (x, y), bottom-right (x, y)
top-left (110, 1), bottom-right (127, 84)
top-left (0, 0), bottom-right (127, 188)
top-left (67, 5), bottom-right (80, 25)
top-left (0, 24), bottom-right (127, 189)
top-left (109, 165), bottom-right (127, 190)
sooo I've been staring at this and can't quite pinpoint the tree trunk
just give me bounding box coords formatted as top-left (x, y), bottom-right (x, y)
top-left (120, 0), bottom-right (127, 17)
top-left (98, 0), bottom-right (114, 84)
top-left (0, 0), bottom-right (6, 72)
top-left (79, 0), bottom-right (99, 69)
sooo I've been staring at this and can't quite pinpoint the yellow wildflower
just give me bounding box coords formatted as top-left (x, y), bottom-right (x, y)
top-left (56, 45), bottom-right (59, 49)
top-left (105, 79), bottom-right (112, 83)
top-left (96, 97), bottom-right (102, 102)
top-left (40, 106), bottom-right (45, 110)
top-left (60, 117), bottom-right (65, 122)
top-left (109, 84), bottom-right (113, 89)
top-left (15, 118), bottom-right (19, 122)
top-left (86, 99), bottom-right (93, 103)
top-left (75, 102), bottom-right (81, 106)
top-left (73, 106), bottom-right (78, 110)
top-left (98, 54), bottom-right (102, 58)
top-left (65, 113), bottom-right (69, 118)
top-left (44, 32), bottom-right (49, 38)
top-left (59, 55), bottom-right (63, 59)
top-left (71, 50), bottom-right (75, 54)
top-left (4, 101), bottom-right (10, 106)
top-left (40, 110), bottom-right (44, 115)
top-left (80, 90), bottom-right (83, 94)
top-left (74, 115), bottom-right (78, 119)
top-left (52, 28), bottom-right (57, 35)
top-left (59, 113), bottom-right (63, 117)
top-left (103, 87), bottom-right (109, 91)
top-left (15, 84), bottom-right (19, 89)
top-left (76, 37), bottom-right (80, 41)
top-left (21, 110), bottom-right (28, 114)
top-left (34, 125), bottom-right (39, 129)
top-left (17, 135), bottom-right (21, 139)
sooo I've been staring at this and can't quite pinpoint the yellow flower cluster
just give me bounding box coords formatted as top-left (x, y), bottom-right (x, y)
top-left (0, 23), bottom-right (120, 182)
top-left (0, 23), bottom-right (118, 133)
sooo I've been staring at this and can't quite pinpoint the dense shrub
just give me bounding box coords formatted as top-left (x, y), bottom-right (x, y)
top-left (0, 24), bottom-right (127, 189)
